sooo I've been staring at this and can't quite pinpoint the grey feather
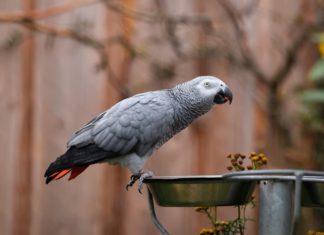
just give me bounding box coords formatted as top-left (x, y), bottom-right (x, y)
top-left (120, 136), bottom-right (137, 155)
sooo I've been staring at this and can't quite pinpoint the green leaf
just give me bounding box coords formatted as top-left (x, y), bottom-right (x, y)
top-left (300, 90), bottom-right (324, 103)
top-left (311, 33), bottom-right (324, 43)
top-left (309, 59), bottom-right (324, 82)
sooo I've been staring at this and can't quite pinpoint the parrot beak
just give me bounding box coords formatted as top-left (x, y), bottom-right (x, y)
top-left (214, 86), bottom-right (233, 104)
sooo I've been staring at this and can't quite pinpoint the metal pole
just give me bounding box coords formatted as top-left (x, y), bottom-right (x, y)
top-left (259, 180), bottom-right (293, 235)
top-left (147, 188), bottom-right (170, 235)
top-left (292, 171), bottom-right (303, 234)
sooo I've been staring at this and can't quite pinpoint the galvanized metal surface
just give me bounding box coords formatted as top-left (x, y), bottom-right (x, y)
top-left (146, 176), bottom-right (256, 207)
top-left (145, 172), bottom-right (324, 207)
top-left (144, 170), bottom-right (324, 235)
top-left (302, 180), bottom-right (324, 207)
top-left (259, 180), bottom-right (293, 235)
top-left (223, 170), bottom-right (324, 207)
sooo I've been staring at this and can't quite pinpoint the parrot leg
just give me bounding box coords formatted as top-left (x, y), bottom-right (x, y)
top-left (126, 171), bottom-right (154, 193)
top-left (137, 171), bottom-right (153, 194)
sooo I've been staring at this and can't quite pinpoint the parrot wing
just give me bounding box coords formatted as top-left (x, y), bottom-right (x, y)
top-left (44, 91), bottom-right (174, 182)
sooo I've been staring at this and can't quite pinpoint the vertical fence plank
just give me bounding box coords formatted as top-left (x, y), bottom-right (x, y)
top-left (29, 2), bottom-right (107, 235)
top-left (12, 0), bottom-right (35, 234)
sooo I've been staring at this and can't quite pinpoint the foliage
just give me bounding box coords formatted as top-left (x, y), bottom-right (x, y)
top-left (301, 90), bottom-right (324, 103)
top-left (309, 59), bottom-right (324, 83)
top-left (308, 230), bottom-right (324, 235)
top-left (226, 152), bottom-right (267, 172)
top-left (300, 33), bottom-right (324, 168)
top-left (196, 152), bottom-right (267, 235)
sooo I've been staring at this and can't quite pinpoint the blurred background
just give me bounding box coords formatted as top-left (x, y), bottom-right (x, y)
top-left (1, 0), bottom-right (324, 234)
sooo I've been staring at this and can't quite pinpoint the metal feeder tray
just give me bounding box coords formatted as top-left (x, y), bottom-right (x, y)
top-left (146, 175), bottom-right (256, 207)
top-left (144, 170), bottom-right (324, 235)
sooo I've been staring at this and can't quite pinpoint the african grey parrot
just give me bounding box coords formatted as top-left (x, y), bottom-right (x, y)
top-left (44, 76), bottom-right (233, 192)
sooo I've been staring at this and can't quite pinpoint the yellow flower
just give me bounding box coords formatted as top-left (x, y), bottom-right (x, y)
top-left (261, 157), bottom-right (268, 164)
top-left (249, 152), bottom-right (256, 159)
top-left (247, 165), bottom-right (253, 170)
top-left (238, 165), bottom-right (245, 171)
top-left (251, 156), bottom-right (259, 161)
top-left (199, 227), bottom-right (214, 235)
top-left (315, 232), bottom-right (324, 235)
top-left (319, 42), bottom-right (324, 58)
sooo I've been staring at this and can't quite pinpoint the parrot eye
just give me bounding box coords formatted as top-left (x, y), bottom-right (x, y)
top-left (203, 81), bottom-right (210, 88)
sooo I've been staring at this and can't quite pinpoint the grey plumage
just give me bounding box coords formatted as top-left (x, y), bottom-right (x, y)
top-left (44, 76), bottom-right (233, 187)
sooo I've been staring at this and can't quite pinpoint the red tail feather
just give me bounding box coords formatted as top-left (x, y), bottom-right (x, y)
top-left (68, 166), bottom-right (89, 180)
top-left (46, 166), bottom-right (89, 184)
top-left (54, 169), bottom-right (71, 180)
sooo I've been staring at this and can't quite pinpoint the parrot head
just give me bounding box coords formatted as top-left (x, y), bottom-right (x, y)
top-left (190, 76), bottom-right (233, 105)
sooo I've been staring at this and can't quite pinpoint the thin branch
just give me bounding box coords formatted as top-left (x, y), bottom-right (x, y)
top-left (218, 0), bottom-right (270, 86)
top-left (103, 0), bottom-right (213, 26)
top-left (102, 0), bottom-right (157, 23)
top-left (107, 35), bottom-right (138, 59)
top-left (0, 0), bottom-right (98, 20)
top-left (240, 0), bottom-right (260, 17)
top-left (271, 25), bottom-right (311, 88)
top-left (0, 17), bottom-right (131, 96)
top-left (105, 58), bottom-right (131, 97)
top-left (6, 18), bottom-right (106, 50)
top-left (0, 0), bottom-right (312, 100)
top-left (154, 0), bottom-right (186, 59)
top-left (0, 3), bottom-right (135, 97)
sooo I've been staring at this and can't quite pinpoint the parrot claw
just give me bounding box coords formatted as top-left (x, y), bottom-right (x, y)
top-left (126, 174), bottom-right (140, 191)
top-left (138, 171), bottom-right (154, 194)
top-left (125, 171), bottom-right (154, 193)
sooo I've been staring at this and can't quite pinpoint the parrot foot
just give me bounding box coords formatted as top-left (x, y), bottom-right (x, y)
top-left (125, 171), bottom-right (154, 194)
top-left (138, 171), bottom-right (154, 194)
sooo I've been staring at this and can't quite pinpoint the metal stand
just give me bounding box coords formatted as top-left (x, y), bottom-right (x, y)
top-left (259, 180), bottom-right (293, 234)
top-left (147, 189), bottom-right (169, 235)
top-left (145, 170), bottom-right (324, 235)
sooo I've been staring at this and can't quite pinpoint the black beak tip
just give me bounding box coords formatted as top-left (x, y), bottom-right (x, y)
top-left (225, 86), bottom-right (233, 105)
top-left (214, 86), bottom-right (233, 104)
top-left (228, 93), bottom-right (233, 105)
